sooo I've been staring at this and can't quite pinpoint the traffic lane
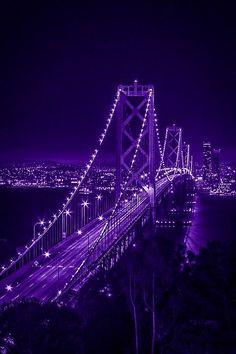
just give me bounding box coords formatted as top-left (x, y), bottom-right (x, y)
top-left (0, 209), bottom-right (110, 285)
top-left (0, 213), bottom-right (109, 294)
top-left (0, 179), bottom-right (173, 303)
top-left (20, 199), bottom-right (144, 300)
top-left (0, 221), bottom-right (106, 303)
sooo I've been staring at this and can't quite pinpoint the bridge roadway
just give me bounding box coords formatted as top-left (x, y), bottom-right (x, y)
top-left (0, 177), bottom-right (173, 304)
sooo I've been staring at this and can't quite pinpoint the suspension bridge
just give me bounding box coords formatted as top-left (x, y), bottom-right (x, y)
top-left (0, 81), bottom-right (194, 304)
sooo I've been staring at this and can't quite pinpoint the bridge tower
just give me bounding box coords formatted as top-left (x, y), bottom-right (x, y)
top-left (115, 80), bottom-right (157, 223)
top-left (164, 124), bottom-right (182, 169)
top-left (182, 142), bottom-right (190, 170)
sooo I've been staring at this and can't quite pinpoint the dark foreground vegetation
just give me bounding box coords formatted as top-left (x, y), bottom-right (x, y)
top-left (0, 237), bottom-right (236, 354)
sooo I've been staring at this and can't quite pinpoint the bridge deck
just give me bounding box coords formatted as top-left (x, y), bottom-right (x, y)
top-left (0, 177), bottom-right (175, 303)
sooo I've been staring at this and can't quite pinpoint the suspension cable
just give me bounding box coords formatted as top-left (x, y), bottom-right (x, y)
top-left (54, 89), bottom-right (153, 299)
top-left (0, 88), bottom-right (122, 277)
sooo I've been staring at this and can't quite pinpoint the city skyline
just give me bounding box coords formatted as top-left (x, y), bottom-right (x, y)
top-left (0, 3), bottom-right (236, 352)
top-left (0, 1), bottom-right (236, 165)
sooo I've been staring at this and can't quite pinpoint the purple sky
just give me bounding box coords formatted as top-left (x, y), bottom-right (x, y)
top-left (0, 1), bottom-right (235, 165)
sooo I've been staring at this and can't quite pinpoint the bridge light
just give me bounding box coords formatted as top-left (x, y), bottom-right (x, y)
top-left (39, 219), bottom-right (45, 226)
top-left (43, 251), bottom-right (50, 258)
top-left (5, 284), bottom-right (12, 292)
top-left (82, 200), bottom-right (89, 208)
top-left (65, 209), bottom-right (71, 216)
top-left (98, 215), bottom-right (103, 221)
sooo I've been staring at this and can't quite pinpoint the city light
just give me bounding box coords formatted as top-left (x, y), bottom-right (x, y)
top-left (0, 82), bottom-right (199, 317)
top-left (1, 80), bottom-right (228, 317)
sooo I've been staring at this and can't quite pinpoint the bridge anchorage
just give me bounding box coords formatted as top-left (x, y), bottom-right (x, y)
top-left (0, 81), bottom-right (194, 304)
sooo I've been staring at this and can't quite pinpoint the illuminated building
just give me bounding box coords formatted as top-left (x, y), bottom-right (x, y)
top-left (212, 148), bottom-right (221, 183)
top-left (202, 141), bottom-right (212, 182)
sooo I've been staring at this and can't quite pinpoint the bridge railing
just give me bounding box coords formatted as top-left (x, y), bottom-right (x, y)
top-left (0, 190), bottom-right (115, 279)
top-left (53, 191), bottom-right (151, 298)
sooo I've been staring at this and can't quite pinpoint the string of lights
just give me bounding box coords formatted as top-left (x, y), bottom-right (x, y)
top-left (53, 89), bottom-right (153, 300)
top-left (0, 87), bottom-right (122, 277)
top-left (155, 120), bottom-right (175, 182)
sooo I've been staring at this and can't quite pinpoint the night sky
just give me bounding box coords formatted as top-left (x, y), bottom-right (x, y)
top-left (0, 1), bottom-right (235, 165)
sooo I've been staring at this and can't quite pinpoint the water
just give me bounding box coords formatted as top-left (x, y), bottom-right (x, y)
top-left (0, 187), bottom-right (114, 264)
top-left (0, 188), bottom-right (235, 265)
top-left (186, 194), bottom-right (236, 253)
top-left (0, 188), bottom-right (69, 263)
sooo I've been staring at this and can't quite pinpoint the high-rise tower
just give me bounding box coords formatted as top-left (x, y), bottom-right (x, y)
top-left (212, 148), bottom-right (221, 182)
top-left (202, 141), bottom-right (212, 182)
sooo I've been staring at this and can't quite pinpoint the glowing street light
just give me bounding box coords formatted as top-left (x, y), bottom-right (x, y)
top-left (81, 200), bottom-right (89, 208)
top-left (33, 219), bottom-right (45, 239)
top-left (5, 284), bottom-right (12, 292)
top-left (43, 251), bottom-right (50, 258)
top-left (98, 215), bottom-right (104, 221)
top-left (77, 230), bottom-right (82, 235)
top-left (96, 194), bottom-right (102, 216)
top-left (65, 209), bottom-right (71, 216)
top-left (81, 200), bottom-right (89, 227)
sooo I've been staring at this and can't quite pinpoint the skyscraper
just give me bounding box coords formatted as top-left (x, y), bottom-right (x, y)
top-left (202, 141), bottom-right (212, 182)
top-left (212, 148), bottom-right (221, 182)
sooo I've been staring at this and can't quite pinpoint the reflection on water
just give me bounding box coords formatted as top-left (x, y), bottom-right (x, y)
top-left (186, 194), bottom-right (236, 253)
